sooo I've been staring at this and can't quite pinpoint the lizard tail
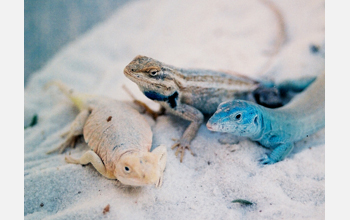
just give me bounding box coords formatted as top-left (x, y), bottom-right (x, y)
top-left (257, 0), bottom-right (286, 76)
top-left (45, 80), bottom-right (90, 110)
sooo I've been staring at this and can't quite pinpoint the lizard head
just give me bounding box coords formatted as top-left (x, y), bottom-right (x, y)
top-left (206, 100), bottom-right (263, 137)
top-left (115, 151), bottom-right (163, 187)
top-left (124, 55), bottom-right (181, 97)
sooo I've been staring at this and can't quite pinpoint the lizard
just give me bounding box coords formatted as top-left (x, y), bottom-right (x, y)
top-left (123, 55), bottom-right (288, 162)
top-left (122, 0), bottom-right (291, 162)
top-left (46, 81), bottom-right (167, 187)
top-left (206, 72), bottom-right (325, 164)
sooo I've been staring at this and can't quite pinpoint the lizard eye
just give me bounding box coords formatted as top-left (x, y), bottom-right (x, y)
top-left (234, 113), bottom-right (242, 121)
top-left (124, 166), bottom-right (130, 173)
top-left (149, 69), bottom-right (158, 76)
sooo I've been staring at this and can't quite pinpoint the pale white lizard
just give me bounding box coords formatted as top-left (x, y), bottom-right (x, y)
top-left (46, 81), bottom-right (167, 187)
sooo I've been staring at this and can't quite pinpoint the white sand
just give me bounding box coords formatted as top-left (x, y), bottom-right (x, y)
top-left (24, 0), bottom-right (325, 219)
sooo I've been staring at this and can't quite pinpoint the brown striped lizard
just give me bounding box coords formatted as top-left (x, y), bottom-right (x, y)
top-left (46, 81), bottom-right (167, 187)
top-left (124, 56), bottom-right (275, 163)
top-left (123, 0), bottom-right (307, 162)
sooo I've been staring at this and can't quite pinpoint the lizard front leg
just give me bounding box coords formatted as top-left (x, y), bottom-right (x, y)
top-left (259, 142), bottom-right (294, 165)
top-left (47, 109), bottom-right (90, 154)
top-left (169, 104), bottom-right (204, 162)
top-left (65, 150), bottom-right (116, 179)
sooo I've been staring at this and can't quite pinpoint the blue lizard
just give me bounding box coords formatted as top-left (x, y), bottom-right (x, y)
top-left (206, 73), bottom-right (325, 164)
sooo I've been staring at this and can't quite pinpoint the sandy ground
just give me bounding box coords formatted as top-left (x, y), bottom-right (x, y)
top-left (24, 0), bottom-right (325, 219)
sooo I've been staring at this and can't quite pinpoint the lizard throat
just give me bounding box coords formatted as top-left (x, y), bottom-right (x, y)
top-left (143, 91), bottom-right (178, 108)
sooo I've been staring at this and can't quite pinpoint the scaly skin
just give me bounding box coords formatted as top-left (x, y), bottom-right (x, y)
top-left (207, 73), bottom-right (325, 164)
top-left (124, 55), bottom-right (268, 162)
top-left (46, 81), bottom-right (167, 187)
top-left (122, 0), bottom-right (319, 162)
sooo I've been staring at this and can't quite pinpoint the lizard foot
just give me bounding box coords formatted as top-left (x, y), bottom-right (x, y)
top-left (156, 172), bottom-right (163, 188)
top-left (171, 140), bottom-right (195, 163)
top-left (65, 155), bottom-right (80, 164)
top-left (134, 100), bottom-right (165, 120)
top-left (258, 155), bottom-right (277, 165)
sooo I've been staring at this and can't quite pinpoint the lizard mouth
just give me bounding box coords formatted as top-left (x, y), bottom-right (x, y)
top-left (207, 122), bottom-right (221, 131)
top-left (124, 68), bottom-right (151, 84)
top-left (206, 123), bottom-right (213, 130)
top-left (207, 121), bottom-right (232, 132)
top-left (123, 68), bottom-right (135, 79)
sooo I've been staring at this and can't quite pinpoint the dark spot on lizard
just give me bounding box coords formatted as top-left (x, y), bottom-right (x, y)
top-left (143, 91), bottom-right (178, 108)
top-left (40, 203), bottom-right (44, 207)
top-left (107, 116), bottom-right (112, 122)
top-left (144, 91), bottom-right (167, 101)
top-left (167, 92), bottom-right (178, 108)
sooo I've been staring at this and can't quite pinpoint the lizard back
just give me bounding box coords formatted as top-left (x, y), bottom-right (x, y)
top-left (83, 100), bottom-right (153, 164)
top-left (260, 72), bottom-right (325, 143)
top-left (173, 67), bottom-right (261, 114)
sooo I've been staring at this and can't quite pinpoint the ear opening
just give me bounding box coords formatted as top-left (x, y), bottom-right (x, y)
top-left (253, 115), bottom-right (259, 126)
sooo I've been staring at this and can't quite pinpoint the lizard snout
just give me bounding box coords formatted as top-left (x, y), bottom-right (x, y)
top-left (206, 122), bottom-right (216, 131)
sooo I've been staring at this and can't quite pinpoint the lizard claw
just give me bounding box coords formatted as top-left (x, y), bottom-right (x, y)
top-left (171, 139), bottom-right (194, 163)
top-left (155, 171), bottom-right (163, 188)
top-left (65, 155), bottom-right (79, 164)
top-left (258, 154), bottom-right (276, 165)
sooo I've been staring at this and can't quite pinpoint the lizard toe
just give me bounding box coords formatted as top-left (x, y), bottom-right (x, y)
top-left (171, 139), bottom-right (194, 162)
top-left (258, 155), bottom-right (277, 165)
